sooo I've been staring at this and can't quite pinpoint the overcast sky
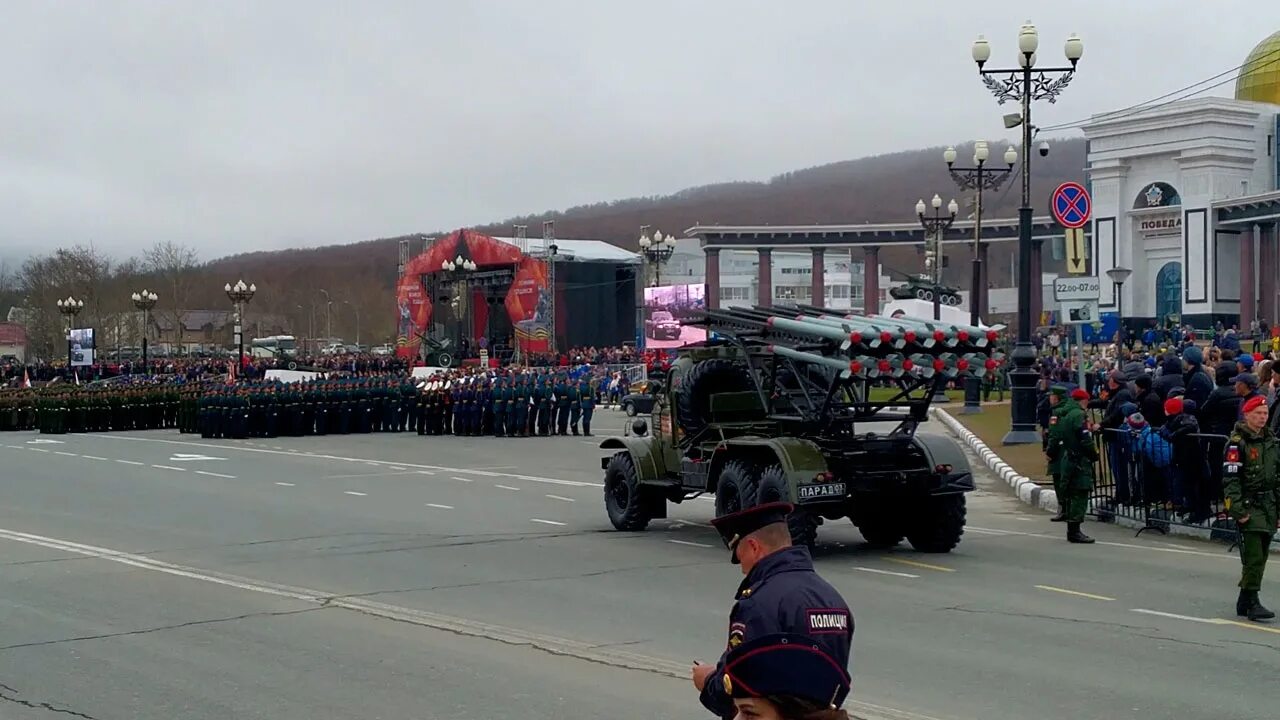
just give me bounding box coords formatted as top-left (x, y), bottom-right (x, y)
top-left (0, 1), bottom-right (1276, 261)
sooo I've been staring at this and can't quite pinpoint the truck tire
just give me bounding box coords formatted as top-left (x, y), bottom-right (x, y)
top-left (905, 494), bottom-right (966, 553)
top-left (604, 452), bottom-right (653, 531)
top-left (756, 464), bottom-right (790, 504)
top-left (677, 359), bottom-right (753, 438)
top-left (714, 460), bottom-right (759, 517)
top-left (788, 511), bottom-right (820, 550)
top-left (853, 515), bottom-right (903, 548)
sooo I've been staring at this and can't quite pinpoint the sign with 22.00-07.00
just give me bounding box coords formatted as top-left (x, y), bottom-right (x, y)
top-left (1052, 276), bottom-right (1100, 301)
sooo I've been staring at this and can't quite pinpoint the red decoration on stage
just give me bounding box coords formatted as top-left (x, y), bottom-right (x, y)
top-left (505, 256), bottom-right (551, 353)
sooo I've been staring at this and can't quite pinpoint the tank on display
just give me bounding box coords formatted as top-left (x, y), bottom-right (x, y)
top-left (597, 304), bottom-right (1002, 553)
top-left (889, 274), bottom-right (963, 307)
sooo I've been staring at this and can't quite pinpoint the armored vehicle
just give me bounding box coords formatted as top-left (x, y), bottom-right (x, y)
top-left (889, 275), bottom-right (963, 306)
top-left (599, 304), bottom-right (1001, 552)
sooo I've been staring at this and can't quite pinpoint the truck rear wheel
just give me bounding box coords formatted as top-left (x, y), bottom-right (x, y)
top-left (905, 494), bottom-right (966, 553)
top-left (788, 511), bottom-right (820, 550)
top-left (604, 452), bottom-right (653, 531)
top-left (714, 460), bottom-right (759, 517)
top-left (758, 464), bottom-right (820, 548)
top-left (853, 515), bottom-right (904, 548)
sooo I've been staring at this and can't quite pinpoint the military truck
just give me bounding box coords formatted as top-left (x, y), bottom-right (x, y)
top-left (889, 275), bottom-right (963, 307)
top-left (598, 304), bottom-right (1001, 552)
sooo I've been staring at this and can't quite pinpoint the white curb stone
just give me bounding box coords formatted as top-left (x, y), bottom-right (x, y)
top-left (928, 407), bottom-right (1058, 513)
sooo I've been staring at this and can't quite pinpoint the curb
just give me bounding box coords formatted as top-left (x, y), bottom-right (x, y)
top-left (929, 407), bottom-right (1059, 514)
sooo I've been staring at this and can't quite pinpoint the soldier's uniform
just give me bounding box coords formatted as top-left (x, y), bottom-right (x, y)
top-left (1046, 388), bottom-right (1097, 544)
top-left (536, 379), bottom-right (553, 436)
top-left (1224, 394), bottom-right (1280, 621)
top-left (699, 502), bottom-right (853, 720)
top-left (578, 379), bottom-right (595, 437)
top-left (511, 376), bottom-right (529, 437)
top-left (491, 378), bottom-right (508, 438)
top-left (553, 376), bottom-right (570, 435)
top-left (1044, 386), bottom-right (1069, 523)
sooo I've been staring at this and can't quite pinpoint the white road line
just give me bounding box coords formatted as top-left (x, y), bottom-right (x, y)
top-left (344, 491), bottom-right (368, 497)
top-left (275, 482), bottom-right (296, 487)
top-left (667, 539), bottom-right (713, 548)
top-left (425, 503), bottom-right (454, 510)
top-left (389, 466), bottom-right (407, 471)
top-left (27, 448), bottom-right (49, 453)
top-left (450, 476), bottom-right (473, 483)
top-left (1034, 584), bottom-right (1115, 601)
top-left (852, 566), bottom-right (920, 579)
top-left (272, 446), bottom-right (284, 450)
top-left (195, 471), bottom-right (236, 479)
top-left (545, 494), bottom-right (576, 502)
top-left (418, 470), bottom-right (436, 476)
top-left (495, 484), bottom-right (520, 491)
top-left (151, 464), bottom-right (187, 472)
top-left (325, 470), bottom-right (419, 480)
top-left (530, 518), bottom-right (567, 526)
top-left (967, 525), bottom-right (1233, 560)
top-left (80, 455), bottom-right (108, 461)
top-left (1130, 608), bottom-right (1216, 623)
top-left (53, 451), bottom-right (78, 457)
top-left (6, 445), bottom-right (24, 449)
top-left (115, 459), bottom-right (144, 466)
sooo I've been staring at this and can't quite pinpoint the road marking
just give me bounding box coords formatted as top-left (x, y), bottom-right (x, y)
top-left (272, 446), bottom-right (284, 450)
top-left (450, 476), bottom-right (473, 483)
top-left (390, 466), bottom-right (407, 471)
top-left (1035, 584), bottom-right (1115, 601)
top-left (6, 445), bottom-right (24, 449)
top-left (667, 539), bottom-right (713, 548)
top-left (530, 518), bottom-right (566, 526)
top-left (1130, 608), bottom-right (1207, 623)
top-left (1014, 516), bottom-right (1037, 522)
top-left (151, 464), bottom-right (187, 472)
top-left (115, 459), bottom-right (144, 466)
top-left (495, 484), bottom-right (520, 491)
top-left (325, 470), bottom-right (419, 480)
top-left (418, 470), bottom-right (436, 476)
top-left (1215, 619), bottom-right (1280, 635)
top-left (169, 453), bottom-right (225, 462)
top-left (343, 491), bottom-right (368, 497)
top-left (545, 494), bottom-right (576, 502)
top-left (275, 482), bottom-right (296, 487)
top-left (969, 525), bottom-right (1231, 560)
top-left (26, 439), bottom-right (64, 445)
top-left (53, 451), bottom-right (78, 457)
top-left (425, 503), bottom-right (454, 510)
top-left (853, 566), bottom-right (920, 579)
top-left (883, 557), bottom-right (955, 573)
top-left (27, 448), bottom-right (49, 453)
top-left (195, 471), bottom-right (236, 479)
top-left (80, 455), bottom-right (108, 461)
top-left (1131, 608), bottom-right (1280, 635)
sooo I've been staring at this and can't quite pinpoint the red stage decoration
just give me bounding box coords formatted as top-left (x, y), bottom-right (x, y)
top-left (505, 256), bottom-right (551, 353)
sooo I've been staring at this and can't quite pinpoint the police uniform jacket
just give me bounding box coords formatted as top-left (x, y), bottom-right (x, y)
top-left (699, 546), bottom-right (852, 718)
top-left (1224, 421), bottom-right (1280, 533)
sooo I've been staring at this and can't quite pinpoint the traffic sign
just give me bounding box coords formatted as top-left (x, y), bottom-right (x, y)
top-left (1053, 276), bottom-right (1101, 301)
top-left (1051, 182), bottom-right (1091, 229)
top-left (1059, 299), bottom-right (1100, 325)
top-left (1064, 227), bottom-right (1087, 274)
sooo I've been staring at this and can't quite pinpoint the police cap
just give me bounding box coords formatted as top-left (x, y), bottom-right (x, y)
top-left (721, 633), bottom-right (850, 709)
top-left (710, 501), bottom-right (793, 565)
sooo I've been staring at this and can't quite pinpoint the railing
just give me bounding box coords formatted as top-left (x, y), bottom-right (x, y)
top-left (1090, 427), bottom-right (1239, 544)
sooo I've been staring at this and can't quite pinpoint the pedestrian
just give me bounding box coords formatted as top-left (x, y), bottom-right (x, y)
top-left (1224, 394), bottom-right (1279, 621)
top-left (692, 502), bottom-right (852, 719)
top-left (716, 633), bottom-right (851, 720)
top-left (1047, 387), bottom-right (1098, 544)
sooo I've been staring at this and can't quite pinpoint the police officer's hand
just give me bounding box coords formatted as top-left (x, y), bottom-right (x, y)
top-left (691, 661), bottom-right (714, 690)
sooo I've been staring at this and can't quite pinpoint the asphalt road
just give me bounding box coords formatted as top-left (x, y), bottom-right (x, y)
top-left (1, 408), bottom-right (1277, 720)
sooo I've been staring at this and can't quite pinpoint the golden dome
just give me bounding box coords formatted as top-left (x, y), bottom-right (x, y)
top-left (1236, 30), bottom-right (1280, 105)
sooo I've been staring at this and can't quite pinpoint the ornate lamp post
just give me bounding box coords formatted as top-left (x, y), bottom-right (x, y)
top-left (441, 256), bottom-right (477, 355)
top-left (972, 21), bottom-right (1083, 444)
top-left (56, 296), bottom-right (84, 368)
top-left (224, 280), bottom-right (256, 369)
top-left (131, 289), bottom-right (159, 371)
top-left (546, 242), bottom-right (559, 354)
top-left (945, 142), bottom-right (1016, 413)
top-left (638, 227), bottom-right (676, 287)
top-left (1106, 266), bottom-right (1133, 345)
top-left (915, 194), bottom-right (960, 322)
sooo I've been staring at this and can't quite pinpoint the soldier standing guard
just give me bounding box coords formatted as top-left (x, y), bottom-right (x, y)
top-left (537, 377), bottom-right (554, 436)
top-left (1046, 388), bottom-right (1098, 544)
top-left (693, 502), bottom-right (853, 720)
top-left (568, 379), bottom-right (582, 435)
top-left (578, 377), bottom-right (595, 437)
top-left (554, 373), bottom-right (570, 436)
top-left (1044, 386), bottom-right (1069, 523)
top-left (512, 375), bottom-right (529, 437)
top-left (1225, 394), bottom-right (1279, 621)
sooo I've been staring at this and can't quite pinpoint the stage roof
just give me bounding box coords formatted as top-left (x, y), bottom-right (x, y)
top-left (491, 236), bottom-right (641, 264)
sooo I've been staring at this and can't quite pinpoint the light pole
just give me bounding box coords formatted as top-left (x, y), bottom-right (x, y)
top-left (639, 227), bottom-right (676, 287)
top-left (547, 241), bottom-right (559, 354)
top-left (344, 300), bottom-right (361, 346)
top-left (224, 280), bottom-right (256, 369)
top-left (131, 289), bottom-right (158, 372)
top-left (972, 22), bottom-right (1083, 444)
top-left (318, 289), bottom-right (333, 339)
top-left (441, 256), bottom-right (477, 356)
top-left (1106, 266), bottom-right (1132, 346)
top-left (915, 194), bottom-right (960, 322)
top-left (945, 142), bottom-right (1017, 413)
top-left (56, 296), bottom-right (84, 369)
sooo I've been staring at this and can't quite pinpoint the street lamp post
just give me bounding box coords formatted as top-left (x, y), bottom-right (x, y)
top-left (55, 296), bottom-right (84, 370)
top-left (915, 194), bottom-right (960, 322)
top-left (972, 22), bottom-right (1083, 444)
top-left (131, 289), bottom-right (159, 372)
top-left (945, 142), bottom-right (1017, 413)
top-left (344, 301), bottom-right (361, 346)
top-left (547, 242), bottom-right (559, 354)
top-left (638, 228), bottom-right (676, 287)
top-left (441, 256), bottom-right (477, 356)
top-left (318, 289), bottom-right (333, 340)
top-left (224, 280), bottom-right (256, 369)
top-left (1106, 266), bottom-right (1132, 346)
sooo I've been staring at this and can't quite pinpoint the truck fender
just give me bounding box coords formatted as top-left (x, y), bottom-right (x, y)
top-left (911, 434), bottom-right (975, 492)
top-left (599, 436), bottom-right (667, 483)
top-left (713, 437), bottom-right (830, 494)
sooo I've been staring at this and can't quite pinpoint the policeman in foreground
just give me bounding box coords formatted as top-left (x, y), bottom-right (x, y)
top-left (693, 502), bottom-right (853, 719)
top-left (1047, 387), bottom-right (1098, 544)
top-left (719, 633), bottom-right (851, 720)
top-left (1225, 394), bottom-right (1279, 621)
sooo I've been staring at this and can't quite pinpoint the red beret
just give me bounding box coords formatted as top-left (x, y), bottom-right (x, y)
top-left (1243, 395), bottom-right (1267, 414)
top-left (1070, 388), bottom-right (1089, 401)
top-left (1163, 397), bottom-right (1184, 416)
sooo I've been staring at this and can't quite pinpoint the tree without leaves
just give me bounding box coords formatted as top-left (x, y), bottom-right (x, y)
top-left (143, 241), bottom-right (200, 351)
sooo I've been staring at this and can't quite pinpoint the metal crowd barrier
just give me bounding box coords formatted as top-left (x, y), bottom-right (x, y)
top-left (1089, 427), bottom-right (1238, 544)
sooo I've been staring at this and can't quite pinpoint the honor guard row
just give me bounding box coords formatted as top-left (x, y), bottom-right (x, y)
top-left (412, 371), bottom-right (597, 438)
top-left (0, 385), bottom-right (179, 434)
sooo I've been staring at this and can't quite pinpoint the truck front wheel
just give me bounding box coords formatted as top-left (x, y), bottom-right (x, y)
top-left (905, 494), bottom-right (966, 553)
top-left (604, 452), bottom-right (653, 531)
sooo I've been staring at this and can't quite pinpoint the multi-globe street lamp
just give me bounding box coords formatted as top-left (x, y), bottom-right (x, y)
top-left (224, 280), bottom-right (256, 369)
top-left (131, 289), bottom-right (159, 371)
top-left (972, 21), bottom-right (1083, 444)
top-left (638, 227), bottom-right (676, 287)
top-left (944, 141), bottom-right (1017, 413)
top-left (56, 296), bottom-right (84, 368)
top-left (914, 194), bottom-right (960, 322)
top-left (441, 256), bottom-right (477, 355)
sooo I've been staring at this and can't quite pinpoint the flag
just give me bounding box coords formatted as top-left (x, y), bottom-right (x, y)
top-left (21, 369), bottom-right (30, 388)
top-left (74, 371), bottom-right (80, 386)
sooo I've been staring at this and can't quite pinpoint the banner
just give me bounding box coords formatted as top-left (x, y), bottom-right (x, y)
top-left (395, 274), bottom-right (429, 357)
top-left (505, 256), bottom-right (551, 353)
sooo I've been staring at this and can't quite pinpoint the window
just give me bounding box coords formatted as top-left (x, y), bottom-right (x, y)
top-left (720, 286), bottom-right (751, 301)
top-left (775, 286), bottom-right (812, 301)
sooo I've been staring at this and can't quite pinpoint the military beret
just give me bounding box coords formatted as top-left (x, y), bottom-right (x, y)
top-left (722, 633), bottom-right (850, 709)
top-left (710, 501), bottom-right (793, 565)
top-left (1243, 395), bottom-right (1267, 414)
top-left (1070, 388), bottom-right (1089, 401)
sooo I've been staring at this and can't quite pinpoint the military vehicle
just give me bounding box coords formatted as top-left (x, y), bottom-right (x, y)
top-left (598, 304), bottom-right (1001, 552)
top-left (413, 333), bottom-right (456, 367)
top-left (889, 275), bottom-right (963, 307)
